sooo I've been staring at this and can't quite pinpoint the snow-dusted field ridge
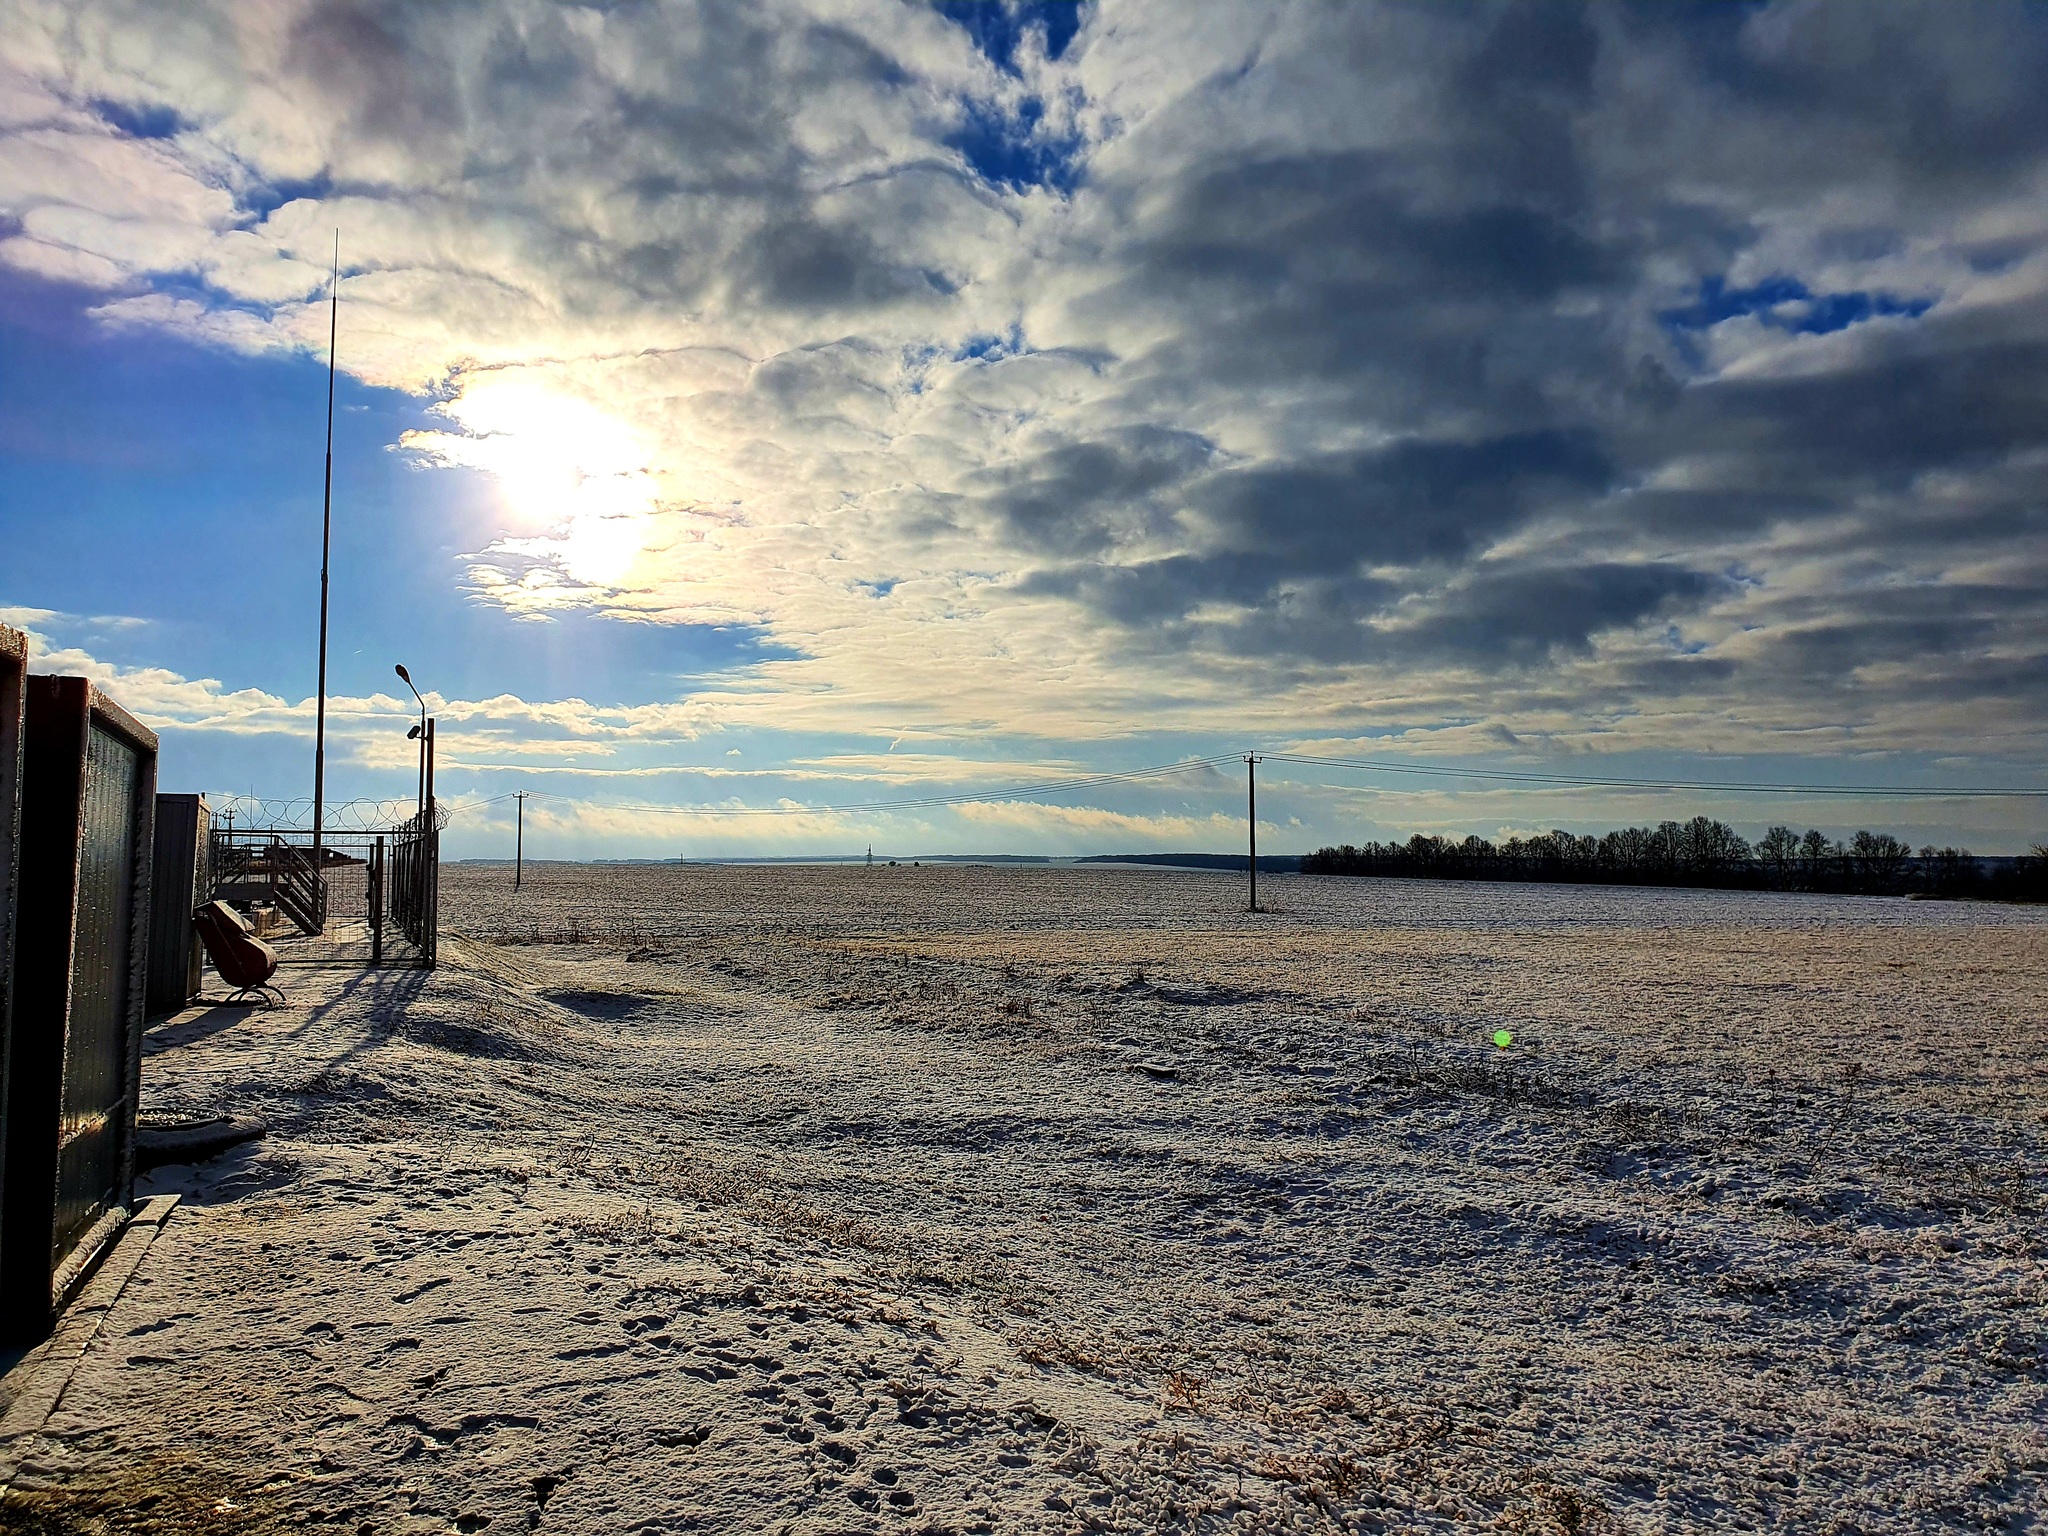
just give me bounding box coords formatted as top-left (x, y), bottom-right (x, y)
top-left (7, 864), bottom-right (2045, 1533)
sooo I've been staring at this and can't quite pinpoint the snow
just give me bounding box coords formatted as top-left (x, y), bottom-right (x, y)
top-left (6, 864), bottom-right (2045, 1532)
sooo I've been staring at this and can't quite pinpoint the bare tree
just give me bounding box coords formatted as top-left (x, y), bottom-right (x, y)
top-left (1798, 828), bottom-right (1836, 888)
top-left (1850, 830), bottom-right (1911, 891)
top-left (1758, 825), bottom-right (1799, 887)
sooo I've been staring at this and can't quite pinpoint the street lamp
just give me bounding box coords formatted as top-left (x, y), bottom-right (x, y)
top-left (396, 663), bottom-right (426, 812)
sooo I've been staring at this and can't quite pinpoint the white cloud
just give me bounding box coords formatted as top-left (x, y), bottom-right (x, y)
top-left (14, 611), bottom-right (2039, 855)
top-left (3, 0), bottom-right (2048, 776)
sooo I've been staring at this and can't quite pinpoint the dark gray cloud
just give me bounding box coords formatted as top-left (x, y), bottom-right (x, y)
top-left (972, 0), bottom-right (2048, 747)
top-left (978, 426), bottom-right (1215, 556)
top-left (1628, 0), bottom-right (2048, 196)
top-left (1024, 556), bottom-right (1722, 670)
top-left (740, 215), bottom-right (955, 312)
top-left (1184, 432), bottom-right (1612, 569)
top-left (1394, 562), bottom-right (1727, 666)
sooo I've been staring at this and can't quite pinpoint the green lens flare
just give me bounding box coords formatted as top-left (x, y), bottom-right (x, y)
top-left (1493, 1029), bottom-right (1514, 1049)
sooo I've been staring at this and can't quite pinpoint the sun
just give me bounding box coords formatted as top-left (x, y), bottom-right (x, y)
top-left (401, 375), bottom-right (659, 587)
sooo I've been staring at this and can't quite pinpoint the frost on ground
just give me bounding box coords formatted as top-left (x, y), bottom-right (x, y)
top-left (5, 865), bottom-right (2045, 1534)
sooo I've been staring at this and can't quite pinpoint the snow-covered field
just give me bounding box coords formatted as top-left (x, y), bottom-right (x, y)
top-left (7, 864), bottom-right (2045, 1533)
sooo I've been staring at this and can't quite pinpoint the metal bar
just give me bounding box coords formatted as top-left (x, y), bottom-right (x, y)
top-left (368, 836), bottom-right (381, 965)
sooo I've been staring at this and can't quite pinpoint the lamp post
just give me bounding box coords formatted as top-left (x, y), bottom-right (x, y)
top-left (396, 663), bottom-right (426, 813)
top-left (311, 235), bottom-right (339, 906)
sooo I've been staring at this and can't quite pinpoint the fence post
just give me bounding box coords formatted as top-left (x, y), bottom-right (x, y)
top-left (369, 835), bottom-right (384, 966)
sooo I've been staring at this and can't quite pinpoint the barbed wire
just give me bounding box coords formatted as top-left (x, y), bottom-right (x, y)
top-left (206, 795), bottom-right (451, 832)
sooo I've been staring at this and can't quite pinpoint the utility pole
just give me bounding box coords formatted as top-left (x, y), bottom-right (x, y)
top-left (423, 718), bottom-right (436, 818)
top-left (1246, 753), bottom-right (1260, 912)
top-left (514, 790), bottom-right (525, 890)
top-left (311, 232), bottom-right (338, 917)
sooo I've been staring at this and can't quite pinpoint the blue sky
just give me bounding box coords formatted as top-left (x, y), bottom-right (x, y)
top-left (3, 1), bottom-right (2046, 857)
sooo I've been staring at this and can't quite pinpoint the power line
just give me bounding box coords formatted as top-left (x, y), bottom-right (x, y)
top-left (280, 748), bottom-right (2043, 831)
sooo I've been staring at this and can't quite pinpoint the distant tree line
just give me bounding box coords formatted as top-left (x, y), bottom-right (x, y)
top-left (1302, 817), bottom-right (2048, 901)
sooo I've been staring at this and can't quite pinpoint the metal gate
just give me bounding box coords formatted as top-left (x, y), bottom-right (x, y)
top-left (391, 808), bottom-right (439, 967)
top-left (1, 677), bottom-right (157, 1340)
top-left (208, 824), bottom-right (435, 970)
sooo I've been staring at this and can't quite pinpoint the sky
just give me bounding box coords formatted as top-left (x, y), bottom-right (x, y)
top-left (2, 0), bottom-right (2046, 859)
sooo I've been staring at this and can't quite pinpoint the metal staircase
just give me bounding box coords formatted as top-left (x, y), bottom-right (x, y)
top-left (212, 833), bottom-right (327, 936)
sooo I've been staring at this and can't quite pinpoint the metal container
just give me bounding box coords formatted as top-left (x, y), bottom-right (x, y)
top-left (0, 624), bottom-right (26, 1237)
top-left (0, 676), bottom-right (158, 1341)
top-left (147, 793), bottom-right (212, 1015)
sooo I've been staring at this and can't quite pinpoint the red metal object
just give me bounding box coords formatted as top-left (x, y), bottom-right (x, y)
top-left (192, 900), bottom-right (282, 1003)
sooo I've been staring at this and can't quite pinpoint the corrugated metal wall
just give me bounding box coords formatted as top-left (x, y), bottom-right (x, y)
top-left (148, 794), bottom-right (211, 1014)
top-left (0, 624), bottom-right (26, 1240)
top-left (0, 676), bottom-right (157, 1342)
top-left (53, 722), bottom-right (141, 1263)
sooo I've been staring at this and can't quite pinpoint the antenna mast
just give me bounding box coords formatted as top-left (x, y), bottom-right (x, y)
top-left (311, 234), bottom-right (337, 924)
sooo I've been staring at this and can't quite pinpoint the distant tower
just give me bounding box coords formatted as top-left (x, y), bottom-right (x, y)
top-left (867, 843), bottom-right (873, 870)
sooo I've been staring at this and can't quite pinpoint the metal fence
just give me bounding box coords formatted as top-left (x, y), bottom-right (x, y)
top-left (390, 807), bottom-right (439, 967)
top-left (208, 824), bottom-right (435, 970)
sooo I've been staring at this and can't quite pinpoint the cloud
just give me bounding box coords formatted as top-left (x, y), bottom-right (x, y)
top-left (952, 800), bottom-right (1241, 846)
top-left (4, 0), bottom-right (2048, 770)
top-left (16, 616), bottom-right (2039, 857)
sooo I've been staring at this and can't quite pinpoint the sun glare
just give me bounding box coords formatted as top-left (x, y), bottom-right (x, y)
top-left (402, 377), bottom-right (659, 587)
